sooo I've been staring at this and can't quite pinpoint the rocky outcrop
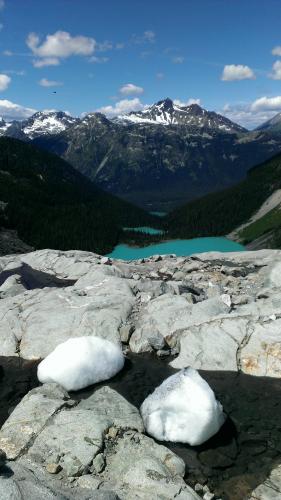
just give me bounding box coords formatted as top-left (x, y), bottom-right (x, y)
top-left (0, 229), bottom-right (33, 257)
top-left (0, 382), bottom-right (197, 500)
top-left (0, 248), bottom-right (281, 498)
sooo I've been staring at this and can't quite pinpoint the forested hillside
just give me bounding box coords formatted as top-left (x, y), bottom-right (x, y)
top-left (0, 138), bottom-right (158, 254)
top-left (166, 152), bottom-right (281, 245)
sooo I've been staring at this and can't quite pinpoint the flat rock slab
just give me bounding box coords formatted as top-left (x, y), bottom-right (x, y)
top-left (130, 293), bottom-right (231, 353)
top-left (28, 408), bottom-right (111, 475)
top-left (102, 430), bottom-right (199, 500)
top-left (240, 319), bottom-right (281, 377)
top-left (0, 263), bottom-right (76, 291)
top-left (0, 272), bottom-right (134, 359)
top-left (170, 319), bottom-right (245, 371)
top-left (0, 461), bottom-right (118, 500)
top-left (78, 386), bottom-right (144, 432)
top-left (0, 383), bottom-right (70, 459)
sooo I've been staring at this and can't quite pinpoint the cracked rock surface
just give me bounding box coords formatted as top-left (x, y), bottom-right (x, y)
top-left (0, 248), bottom-right (281, 499)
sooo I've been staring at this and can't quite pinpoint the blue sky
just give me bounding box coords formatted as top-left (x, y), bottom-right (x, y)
top-left (1, 0), bottom-right (281, 128)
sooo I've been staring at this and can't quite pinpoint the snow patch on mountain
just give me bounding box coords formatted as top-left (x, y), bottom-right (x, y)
top-left (115, 98), bottom-right (247, 134)
top-left (22, 111), bottom-right (78, 138)
top-left (0, 111), bottom-right (78, 139)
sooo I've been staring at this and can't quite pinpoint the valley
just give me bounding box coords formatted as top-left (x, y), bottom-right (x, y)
top-left (2, 121), bottom-right (281, 258)
top-left (2, 4), bottom-right (281, 500)
top-left (2, 100), bottom-right (281, 211)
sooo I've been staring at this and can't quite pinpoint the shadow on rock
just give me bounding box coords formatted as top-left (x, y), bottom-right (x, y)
top-left (0, 263), bottom-right (76, 290)
top-left (74, 355), bottom-right (281, 500)
top-left (0, 356), bottom-right (39, 427)
top-left (1, 352), bottom-right (281, 500)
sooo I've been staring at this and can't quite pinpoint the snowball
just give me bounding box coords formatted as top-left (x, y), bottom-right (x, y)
top-left (37, 336), bottom-right (124, 391)
top-left (140, 367), bottom-right (226, 446)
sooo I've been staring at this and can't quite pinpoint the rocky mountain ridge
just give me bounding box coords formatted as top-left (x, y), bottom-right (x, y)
top-left (0, 110), bottom-right (78, 140)
top-left (0, 99), bottom-right (247, 138)
top-left (2, 101), bottom-right (281, 210)
top-left (0, 248), bottom-right (280, 499)
top-left (114, 99), bottom-right (247, 133)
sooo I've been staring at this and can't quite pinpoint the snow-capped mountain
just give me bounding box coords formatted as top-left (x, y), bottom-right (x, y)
top-left (22, 111), bottom-right (78, 139)
top-left (115, 98), bottom-right (247, 133)
top-left (0, 117), bottom-right (13, 135)
top-left (0, 111), bottom-right (78, 140)
top-left (1, 100), bottom-right (281, 211)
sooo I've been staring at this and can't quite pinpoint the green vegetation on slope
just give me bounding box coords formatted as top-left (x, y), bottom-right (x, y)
top-left (238, 205), bottom-right (281, 244)
top-left (166, 152), bottom-right (281, 243)
top-left (0, 137), bottom-right (160, 254)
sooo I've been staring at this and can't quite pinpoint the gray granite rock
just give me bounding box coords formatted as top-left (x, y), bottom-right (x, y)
top-left (0, 384), bottom-right (70, 460)
top-left (102, 430), bottom-right (200, 500)
top-left (0, 274), bottom-right (26, 299)
top-left (0, 270), bottom-right (134, 359)
top-left (1, 248), bottom-right (281, 499)
top-left (249, 464), bottom-right (281, 499)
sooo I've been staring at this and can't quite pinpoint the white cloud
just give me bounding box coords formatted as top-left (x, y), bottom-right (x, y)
top-left (269, 60), bottom-right (281, 80)
top-left (156, 72), bottom-right (164, 79)
top-left (173, 98), bottom-right (201, 107)
top-left (0, 0), bottom-right (4, 10)
top-left (89, 55), bottom-right (109, 63)
top-left (0, 74), bottom-right (11, 91)
top-left (221, 64), bottom-right (256, 81)
top-left (0, 99), bottom-right (36, 121)
top-left (119, 83), bottom-right (144, 96)
top-left (33, 57), bottom-right (60, 68)
top-left (96, 98), bottom-right (144, 117)
top-left (39, 78), bottom-right (63, 87)
top-left (27, 30), bottom-right (96, 67)
top-left (251, 95), bottom-right (281, 111)
top-left (221, 96), bottom-right (281, 129)
top-left (272, 46), bottom-right (281, 56)
top-left (172, 56), bottom-right (184, 64)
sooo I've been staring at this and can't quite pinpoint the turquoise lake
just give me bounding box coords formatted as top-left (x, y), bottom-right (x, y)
top-left (107, 237), bottom-right (245, 260)
top-left (123, 226), bottom-right (165, 235)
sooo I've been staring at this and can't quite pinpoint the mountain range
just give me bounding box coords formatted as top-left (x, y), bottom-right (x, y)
top-left (1, 99), bottom-right (281, 210)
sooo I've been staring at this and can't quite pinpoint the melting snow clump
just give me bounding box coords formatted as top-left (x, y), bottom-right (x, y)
top-left (140, 367), bottom-right (226, 446)
top-left (37, 336), bottom-right (124, 391)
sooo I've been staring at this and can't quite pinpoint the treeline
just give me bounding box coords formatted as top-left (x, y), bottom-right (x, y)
top-left (0, 137), bottom-right (159, 254)
top-left (165, 152), bottom-right (281, 239)
top-left (119, 229), bottom-right (166, 248)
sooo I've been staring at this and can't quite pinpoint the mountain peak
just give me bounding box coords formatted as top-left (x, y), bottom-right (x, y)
top-left (18, 111), bottom-right (78, 139)
top-left (154, 98), bottom-right (174, 110)
top-left (116, 98), bottom-right (245, 133)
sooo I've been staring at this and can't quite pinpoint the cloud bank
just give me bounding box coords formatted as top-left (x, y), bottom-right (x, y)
top-left (0, 99), bottom-right (36, 121)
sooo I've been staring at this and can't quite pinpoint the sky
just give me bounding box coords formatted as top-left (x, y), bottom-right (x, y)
top-left (1, 0), bottom-right (281, 128)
